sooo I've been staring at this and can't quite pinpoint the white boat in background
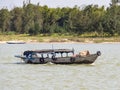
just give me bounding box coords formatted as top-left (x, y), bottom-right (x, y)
top-left (6, 41), bottom-right (26, 44)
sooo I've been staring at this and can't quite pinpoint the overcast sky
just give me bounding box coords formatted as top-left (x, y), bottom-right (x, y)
top-left (0, 0), bottom-right (111, 10)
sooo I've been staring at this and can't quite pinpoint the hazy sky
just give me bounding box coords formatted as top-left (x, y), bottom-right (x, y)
top-left (0, 0), bottom-right (111, 10)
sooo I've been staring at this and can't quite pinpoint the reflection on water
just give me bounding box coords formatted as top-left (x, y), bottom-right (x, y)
top-left (0, 43), bottom-right (120, 90)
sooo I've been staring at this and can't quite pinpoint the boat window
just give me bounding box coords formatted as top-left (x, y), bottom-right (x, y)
top-left (62, 53), bottom-right (66, 57)
top-left (43, 54), bottom-right (49, 58)
top-left (68, 53), bottom-right (73, 56)
top-left (36, 53), bottom-right (50, 58)
top-left (36, 53), bottom-right (40, 57)
top-left (62, 53), bottom-right (72, 57)
top-left (32, 54), bottom-right (37, 58)
top-left (55, 53), bottom-right (61, 57)
top-left (54, 53), bottom-right (73, 57)
top-left (49, 54), bottom-right (52, 58)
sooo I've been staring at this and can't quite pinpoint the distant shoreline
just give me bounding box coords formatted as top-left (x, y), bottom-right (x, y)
top-left (0, 34), bottom-right (120, 44)
top-left (1, 40), bottom-right (120, 44)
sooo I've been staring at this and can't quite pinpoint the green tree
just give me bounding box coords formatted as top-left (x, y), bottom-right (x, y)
top-left (111, 0), bottom-right (120, 6)
top-left (22, 4), bottom-right (35, 34)
top-left (10, 7), bottom-right (23, 33)
top-left (103, 5), bottom-right (120, 36)
top-left (0, 9), bottom-right (10, 33)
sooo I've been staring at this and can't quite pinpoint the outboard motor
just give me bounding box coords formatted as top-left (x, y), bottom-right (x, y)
top-left (96, 51), bottom-right (101, 56)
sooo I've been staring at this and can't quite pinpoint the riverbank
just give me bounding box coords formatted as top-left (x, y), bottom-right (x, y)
top-left (0, 34), bottom-right (120, 44)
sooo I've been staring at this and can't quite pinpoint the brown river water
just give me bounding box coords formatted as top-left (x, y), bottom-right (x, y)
top-left (0, 43), bottom-right (120, 90)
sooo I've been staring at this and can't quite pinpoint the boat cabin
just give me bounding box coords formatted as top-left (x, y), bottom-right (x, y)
top-left (23, 49), bottom-right (74, 59)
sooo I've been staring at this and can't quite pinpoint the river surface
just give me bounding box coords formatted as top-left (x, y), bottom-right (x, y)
top-left (0, 43), bottom-right (120, 90)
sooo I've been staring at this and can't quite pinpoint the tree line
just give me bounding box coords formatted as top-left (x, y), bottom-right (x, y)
top-left (0, 2), bottom-right (120, 37)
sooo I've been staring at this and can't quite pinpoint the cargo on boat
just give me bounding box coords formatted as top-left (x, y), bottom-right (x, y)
top-left (15, 49), bottom-right (101, 64)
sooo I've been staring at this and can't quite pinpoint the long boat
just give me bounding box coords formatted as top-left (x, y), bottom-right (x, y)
top-left (15, 49), bottom-right (101, 64)
top-left (6, 41), bottom-right (26, 44)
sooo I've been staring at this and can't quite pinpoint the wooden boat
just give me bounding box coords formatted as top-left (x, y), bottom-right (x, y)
top-left (15, 49), bottom-right (101, 64)
top-left (6, 41), bottom-right (26, 44)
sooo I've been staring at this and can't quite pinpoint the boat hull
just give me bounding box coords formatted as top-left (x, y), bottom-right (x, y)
top-left (52, 54), bottom-right (98, 64)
